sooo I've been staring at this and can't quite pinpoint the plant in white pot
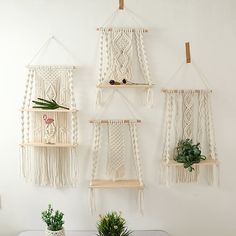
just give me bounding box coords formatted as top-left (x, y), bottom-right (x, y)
top-left (42, 204), bottom-right (65, 236)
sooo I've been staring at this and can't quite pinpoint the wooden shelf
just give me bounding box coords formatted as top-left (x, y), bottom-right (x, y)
top-left (97, 84), bottom-right (153, 89)
top-left (26, 65), bottom-right (79, 69)
top-left (21, 142), bottom-right (78, 148)
top-left (89, 179), bottom-right (144, 189)
top-left (162, 89), bottom-right (212, 94)
top-left (162, 159), bottom-right (219, 166)
top-left (21, 108), bottom-right (78, 113)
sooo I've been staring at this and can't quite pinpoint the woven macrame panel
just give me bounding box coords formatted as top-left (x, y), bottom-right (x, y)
top-left (98, 28), bottom-right (152, 85)
top-left (107, 121), bottom-right (125, 179)
top-left (91, 120), bottom-right (143, 181)
top-left (161, 90), bottom-right (218, 185)
top-left (21, 66), bottom-right (79, 187)
top-left (34, 67), bottom-right (72, 105)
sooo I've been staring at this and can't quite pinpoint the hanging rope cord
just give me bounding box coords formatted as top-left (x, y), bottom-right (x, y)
top-left (94, 89), bottom-right (141, 120)
top-left (101, 7), bottom-right (144, 28)
top-left (162, 60), bottom-right (211, 90)
top-left (27, 36), bottom-right (79, 66)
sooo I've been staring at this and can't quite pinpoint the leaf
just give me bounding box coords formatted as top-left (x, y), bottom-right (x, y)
top-left (32, 98), bottom-right (69, 110)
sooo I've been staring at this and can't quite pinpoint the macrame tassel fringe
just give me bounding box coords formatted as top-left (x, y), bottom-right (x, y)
top-left (207, 164), bottom-right (220, 186)
top-left (161, 164), bottom-right (219, 185)
top-left (138, 189), bottom-right (144, 215)
top-left (175, 166), bottom-right (199, 183)
top-left (21, 146), bottom-right (32, 182)
top-left (160, 164), bottom-right (168, 186)
top-left (96, 88), bottom-right (103, 106)
top-left (21, 147), bottom-right (79, 187)
top-left (89, 188), bottom-right (96, 215)
top-left (146, 88), bottom-right (154, 108)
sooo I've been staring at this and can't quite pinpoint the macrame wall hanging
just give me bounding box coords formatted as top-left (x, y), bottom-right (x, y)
top-left (20, 37), bottom-right (79, 187)
top-left (96, 0), bottom-right (153, 107)
top-left (89, 91), bottom-right (144, 214)
top-left (161, 42), bottom-right (219, 186)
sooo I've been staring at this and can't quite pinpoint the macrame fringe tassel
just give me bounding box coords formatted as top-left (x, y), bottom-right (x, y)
top-left (161, 164), bottom-right (218, 185)
top-left (206, 165), bottom-right (214, 185)
top-left (21, 147), bottom-right (79, 188)
top-left (207, 164), bottom-right (220, 186)
top-left (138, 189), bottom-right (144, 215)
top-left (146, 88), bottom-right (154, 108)
top-left (21, 146), bottom-right (32, 182)
top-left (96, 88), bottom-right (103, 106)
top-left (217, 163), bottom-right (220, 186)
top-left (89, 188), bottom-right (96, 215)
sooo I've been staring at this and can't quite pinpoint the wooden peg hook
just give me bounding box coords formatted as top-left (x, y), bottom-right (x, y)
top-left (185, 42), bottom-right (191, 64)
top-left (119, 0), bottom-right (124, 10)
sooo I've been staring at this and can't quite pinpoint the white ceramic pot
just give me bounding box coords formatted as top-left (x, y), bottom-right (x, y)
top-left (45, 228), bottom-right (65, 236)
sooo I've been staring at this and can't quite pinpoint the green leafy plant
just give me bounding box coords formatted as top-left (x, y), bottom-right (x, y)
top-left (97, 211), bottom-right (132, 236)
top-left (32, 98), bottom-right (69, 110)
top-left (174, 139), bottom-right (206, 172)
top-left (42, 204), bottom-right (64, 231)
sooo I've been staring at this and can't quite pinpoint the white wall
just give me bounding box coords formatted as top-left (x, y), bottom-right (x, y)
top-left (0, 0), bottom-right (236, 235)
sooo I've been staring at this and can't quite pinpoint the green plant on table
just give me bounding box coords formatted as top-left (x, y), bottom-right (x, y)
top-left (42, 204), bottom-right (64, 231)
top-left (97, 211), bottom-right (132, 236)
top-left (32, 98), bottom-right (69, 110)
top-left (174, 139), bottom-right (206, 172)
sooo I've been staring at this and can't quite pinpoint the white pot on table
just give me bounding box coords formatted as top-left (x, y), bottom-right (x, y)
top-left (45, 228), bottom-right (65, 236)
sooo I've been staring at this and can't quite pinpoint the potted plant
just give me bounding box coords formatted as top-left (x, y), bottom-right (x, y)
top-left (42, 204), bottom-right (65, 236)
top-left (97, 211), bottom-right (132, 236)
top-left (174, 139), bottom-right (206, 172)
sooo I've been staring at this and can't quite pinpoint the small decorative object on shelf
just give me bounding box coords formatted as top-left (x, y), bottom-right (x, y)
top-left (97, 211), bottom-right (132, 236)
top-left (42, 204), bottom-right (65, 236)
top-left (32, 98), bottom-right (69, 110)
top-left (43, 114), bottom-right (56, 144)
top-left (109, 79), bottom-right (149, 86)
top-left (174, 139), bottom-right (206, 172)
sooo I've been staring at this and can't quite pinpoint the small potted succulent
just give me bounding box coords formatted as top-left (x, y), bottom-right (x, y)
top-left (174, 139), bottom-right (206, 172)
top-left (42, 204), bottom-right (65, 236)
top-left (97, 211), bottom-right (132, 236)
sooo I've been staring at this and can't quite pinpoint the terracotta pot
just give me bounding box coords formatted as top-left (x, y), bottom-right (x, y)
top-left (45, 228), bottom-right (65, 236)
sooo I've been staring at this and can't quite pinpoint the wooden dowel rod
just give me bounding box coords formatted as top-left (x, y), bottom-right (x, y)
top-left (96, 27), bottom-right (148, 33)
top-left (119, 0), bottom-right (124, 10)
top-left (185, 42), bottom-right (191, 63)
top-left (90, 119), bottom-right (141, 124)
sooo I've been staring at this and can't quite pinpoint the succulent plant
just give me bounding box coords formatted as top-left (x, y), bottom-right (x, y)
top-left (42, 204), bottom-right (64, 231)
top-left (97, 211), bottom-right (132, 236)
